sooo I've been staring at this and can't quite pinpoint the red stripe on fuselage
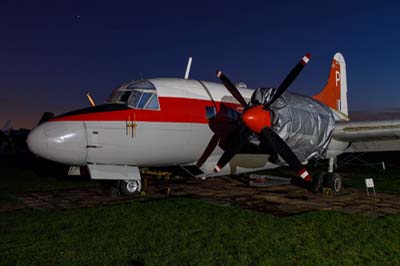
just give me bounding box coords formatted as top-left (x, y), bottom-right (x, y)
top-left (52, 97), bottom-right (241, 124)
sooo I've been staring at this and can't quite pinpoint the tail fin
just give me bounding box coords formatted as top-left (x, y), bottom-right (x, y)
top-left (313, 52), bottom-right (348, 117)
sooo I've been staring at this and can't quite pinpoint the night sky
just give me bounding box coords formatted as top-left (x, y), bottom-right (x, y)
top-left (1, 0), bottom-right (400, 129)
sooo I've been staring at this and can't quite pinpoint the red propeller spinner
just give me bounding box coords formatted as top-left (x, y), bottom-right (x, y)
top-left (241, 105), bottom-right (271, 134)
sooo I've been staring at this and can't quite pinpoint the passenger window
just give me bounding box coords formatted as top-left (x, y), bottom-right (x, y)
top-left (205, 106), bottom-right (216, 119)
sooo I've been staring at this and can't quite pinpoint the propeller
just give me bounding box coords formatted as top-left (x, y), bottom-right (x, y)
top-left (213, 53), bottom-right (312, 183)
top-left (265, 53), bottom-right (310, 109)
top-left (260, 127), bottom-right (311, 181)
top-left (216, 70), bottom-right (247, 107)
top-left (196, 101), bottom-right (238, 168)
top-left (196, 134), bottom-right (219, 168)
top-left (214, 127), bottom-right (250, 172)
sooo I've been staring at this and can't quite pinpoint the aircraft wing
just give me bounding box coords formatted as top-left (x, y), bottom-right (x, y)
top-left (333, 119), bottom-right (400, 152)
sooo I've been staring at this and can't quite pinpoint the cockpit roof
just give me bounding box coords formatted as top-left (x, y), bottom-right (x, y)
top-left (107, 78), bottom-right (255, 107)
top-left (107, 80), bottom-right (160, 110)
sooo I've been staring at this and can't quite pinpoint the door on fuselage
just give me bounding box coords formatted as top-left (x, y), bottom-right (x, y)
top-left (86, 80), bottom-right (161, 165)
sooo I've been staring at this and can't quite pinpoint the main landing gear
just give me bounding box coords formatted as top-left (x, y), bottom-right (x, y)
top-left (86, 164), bottom-right (143, 196)
top-left (311, 157), bottom-right (343, 194)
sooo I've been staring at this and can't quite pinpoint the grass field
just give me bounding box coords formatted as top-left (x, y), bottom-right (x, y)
top-left (1, 198), bottom-right (400, 266)
top-left (264, 164), bottom-right (400, 195)
top-left (2, 157), bottom-right (400, 265)
top-left (0, 167), bottom-right (95, 194)
top-left (0, 166), bottom-right (96, 209)
top-left (340, 167), bottom-right (400, 194)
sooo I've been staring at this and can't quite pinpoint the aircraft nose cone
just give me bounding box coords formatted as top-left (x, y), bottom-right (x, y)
top-left (242, 105), bottom-right (272, 134)
top-left (27, 125), bottom-right (48, 158)
top-left (27, 122), bottom-right (87, 165)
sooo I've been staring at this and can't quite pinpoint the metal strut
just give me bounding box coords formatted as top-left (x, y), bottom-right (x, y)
top-left (328, 157), bottom-right (337, 173)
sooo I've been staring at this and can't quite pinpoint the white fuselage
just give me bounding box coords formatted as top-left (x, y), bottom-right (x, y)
top-left (27, 78), bottom-right (350, 177)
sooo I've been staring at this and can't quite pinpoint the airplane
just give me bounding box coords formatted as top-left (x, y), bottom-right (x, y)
top-left (26, 52), bottom-right (400, 196)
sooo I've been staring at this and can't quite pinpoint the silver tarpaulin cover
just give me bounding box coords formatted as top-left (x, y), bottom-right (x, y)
top-left (251, 88), bottom-right (335, 161)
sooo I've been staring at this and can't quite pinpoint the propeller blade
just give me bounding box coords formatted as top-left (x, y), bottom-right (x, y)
top-left (216, 70), bottom-right (247, 107)
top-left (196, 134), bottom-right (220, 168)
top-left (265, 53), bottom-right (311, 109)
top-left (260, 127), bottom-right (311, 182)
top-left (214, 128), bottom-right (249, 172)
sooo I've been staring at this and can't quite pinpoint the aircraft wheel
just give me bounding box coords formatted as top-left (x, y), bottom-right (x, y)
top-left (325, 172), bottom-right (343, 194)
top-left (119, 180), bottom-right (141, 196)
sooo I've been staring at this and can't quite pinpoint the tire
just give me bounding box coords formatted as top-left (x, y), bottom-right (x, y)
top-left (119, 180), bottom-right (142, 196)
top-left (325, 172), bottom-right (343, 194)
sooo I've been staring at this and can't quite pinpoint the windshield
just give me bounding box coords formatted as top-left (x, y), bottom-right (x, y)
top-left (106, 80), bottom-right (160, 110)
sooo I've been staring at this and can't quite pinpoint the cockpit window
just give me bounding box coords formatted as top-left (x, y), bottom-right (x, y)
top-left (120, 91), bottom-right (132, 102)
top-left (129, 90), bottom-right (143, 107)
top-left (136, 92), bottom-right (153, 108)
top-left (146, 94), bottom-right (160, 109)
top-left (106, 80), bottom-right (160, 110)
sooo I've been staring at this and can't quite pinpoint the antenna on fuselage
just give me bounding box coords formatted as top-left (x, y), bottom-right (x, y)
top-left (184, 57), bottom-right (192, 79)
top-left (86, 91), bottom-right (96, 107)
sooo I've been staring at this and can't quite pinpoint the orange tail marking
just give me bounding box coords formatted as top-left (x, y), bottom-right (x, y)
top-left (313, 58), bottom-right (341, 111)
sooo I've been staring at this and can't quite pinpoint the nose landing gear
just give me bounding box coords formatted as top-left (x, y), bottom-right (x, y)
top-left (118, 179), bottom-right (142, 196)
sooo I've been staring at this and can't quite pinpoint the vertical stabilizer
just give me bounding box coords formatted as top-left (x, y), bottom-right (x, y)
top-left (313, 52), bottom-right (348, 117)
